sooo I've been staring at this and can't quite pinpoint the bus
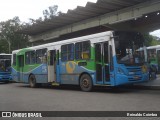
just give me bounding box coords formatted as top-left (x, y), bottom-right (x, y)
top-left (147, 45), bottom-right (160, 73)
top-left (0, 53), bottom-right (12, 83)
top-left (11, 31), bottom-right (149, 91)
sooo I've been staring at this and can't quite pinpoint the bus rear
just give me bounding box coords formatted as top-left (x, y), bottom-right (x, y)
top-left (0, 54), bottom-right (12, 83)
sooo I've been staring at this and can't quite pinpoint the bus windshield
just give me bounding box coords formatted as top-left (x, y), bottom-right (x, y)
top-left (114, 31), bottom-right (145, 66)
top-left (0, 55), bottom-right (11, 72)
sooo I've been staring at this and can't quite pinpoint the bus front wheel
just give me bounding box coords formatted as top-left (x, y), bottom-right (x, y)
top-left (29, 75), bottom-right (37, 88)
top-left (80, 74), bottom-right (93, 92)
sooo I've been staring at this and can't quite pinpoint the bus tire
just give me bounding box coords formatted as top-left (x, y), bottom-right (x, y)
top-left (80, 74), bottom-right (93, 92)
top-left (29, 75), bottom-right (37, 88)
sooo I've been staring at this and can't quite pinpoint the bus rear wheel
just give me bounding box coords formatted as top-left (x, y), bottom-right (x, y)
top-left (80, 74), bottom-right (93, 92)
top-left (29, 75), bottom-right (37, 88)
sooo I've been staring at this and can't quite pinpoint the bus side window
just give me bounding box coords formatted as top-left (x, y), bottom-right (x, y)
top-left (25, 52), bottom-right (30, 64)
top-left (61, 45), bottom-right (68, 61)
top-left (82, 41), bottom-right (90, 59)
top-left (0, 60), bottom-right (5, 71)
top-left (57, 50), bottom-right (59, 65)
top-left (95, 44), bottom-right (101, 62)
top-left (109, 45), bottom-right (114, 71)
top-left (61, 44), bottom-right (74, 61)
top-left (42, 49), bottom-right (47, 63)
top-left (25, 51), bottom-right (35, 65)
top-left (13, 54), bottom-right (16, 66)
top-left (104, 42), bottom-right (109, 63)
top-left (36, 48), bottom-right (47, 64)
top-left (31, 51), bottom-right (36, 64)
top-left (75, 41), bottom-right (90, 60)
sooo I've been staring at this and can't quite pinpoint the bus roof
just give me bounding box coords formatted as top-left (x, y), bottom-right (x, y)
top-left (12, 31), bottom-right (113, 54)
top-left (0, 53), bottom-right (12, 56)
top-left (147, 45), bottom-right (160, 50)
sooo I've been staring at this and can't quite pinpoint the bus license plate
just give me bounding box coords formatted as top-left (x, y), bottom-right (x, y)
top-left (134, 76), bottom-right (139, 80)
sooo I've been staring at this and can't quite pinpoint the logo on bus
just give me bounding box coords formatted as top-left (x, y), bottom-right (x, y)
top-left (66, 61), bottom-right (76, 73)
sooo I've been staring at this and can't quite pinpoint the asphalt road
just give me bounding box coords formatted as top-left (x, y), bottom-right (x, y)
top-left (0, 82), bottom-right (160, 120)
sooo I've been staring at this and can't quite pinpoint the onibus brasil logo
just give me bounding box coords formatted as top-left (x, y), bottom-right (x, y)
top-left (2, 112), bottom-right (42, 118)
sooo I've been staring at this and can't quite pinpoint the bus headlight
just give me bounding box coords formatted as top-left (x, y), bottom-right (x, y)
top-left (141, 65), bottom-right (148, 73)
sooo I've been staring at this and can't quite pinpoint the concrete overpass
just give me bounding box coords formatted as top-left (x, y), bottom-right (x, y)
top-left (18, 0), bottom-right (160, 44)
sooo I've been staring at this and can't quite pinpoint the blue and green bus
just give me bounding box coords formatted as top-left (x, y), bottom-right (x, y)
top-left (0, 53), bottom-right (12, 83)
top-left (145, 45), bottom-right (160, 73)
top-left (12, 31), bottom-right (149, 91)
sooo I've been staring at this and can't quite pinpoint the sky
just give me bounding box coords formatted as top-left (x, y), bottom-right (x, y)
top-left (0, 0), bottom-right (97, 22)
top-left (0, 0), bottom-right (159, 37)
top-left (150, 30), bottom-right (160, 38)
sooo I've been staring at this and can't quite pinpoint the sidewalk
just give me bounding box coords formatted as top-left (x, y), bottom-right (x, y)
top-left (133, 75), bottom-right (160, 90)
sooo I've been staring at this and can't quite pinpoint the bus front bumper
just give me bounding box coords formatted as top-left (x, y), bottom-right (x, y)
top-left (115, 73), bottom-right (149, 86)
top-left (0, 75), bottom-right (12, 82)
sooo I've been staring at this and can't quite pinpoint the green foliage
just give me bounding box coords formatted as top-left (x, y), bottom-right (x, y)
top-left (144, 34), bottom-right (160, 47)
top-left (28, 5), bottom-right (62, 25)
top-left (0, 16), bottom-right (29, 53)
top-left (43, 5), bottom-right (59, 19)
top-left (0, 40), bottom-right (8, 53)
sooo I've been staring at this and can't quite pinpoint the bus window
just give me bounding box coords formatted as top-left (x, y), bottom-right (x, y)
top-left (48, 50), bottom-right (56, 65)
top-left (157, 50), bottom-right (160, 67)
top-left (19, 56), bottom-right (24, 67)
top-left (5, 60), bottom-right (11, 68)
top-left (61, 45), bottom-right (67, 61)
top-left (25, 51), bottom-right (36, 65)
top-left (68, 44), bottom-right (74, 60)
top-left (61, 44), bottom-right (74, 61)
top-left (57, 50), bottom-right (59, 65)
top-left (75, 42), bottom-right (82, 60)
top-left (36, 48), bottom-right (47, 64)
top-left (147, 49), bottom-right (156, 64)
top-left (109, 45), bottom-right (114, 71)
top-left (25, 52), bottom-right (30, 64)
top-left (13, 54), bottom-right (16, 66)
top-left (95, 44), bottom-right (101, 62)
top-left (42, 49), bottom-right (47, 63)
top-left (104, 42), bottom-right (109, 63)
top-left (0, 60), bottom-right (5, 72)
top-left (75, 41), bottom-right (90, 60)
top-left (114, 32), bottom-right (145, 65)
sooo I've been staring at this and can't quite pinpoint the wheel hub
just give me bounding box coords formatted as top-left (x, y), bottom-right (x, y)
top-left (82, 79), bottom-right (89, 88)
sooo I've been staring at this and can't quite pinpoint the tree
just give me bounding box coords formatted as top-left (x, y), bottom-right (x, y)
top-left (0, 16), bottom-right (29, 53)
top-left (43, 5), bottom-right (59, 20)
top-left (27, 5), bottom-right (62, 25)
top-left (144, 34), bottom-right (160, 47)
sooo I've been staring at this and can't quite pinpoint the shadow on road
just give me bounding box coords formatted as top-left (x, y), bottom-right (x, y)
top-left (15, 83), bottom-right (141, 94)
top-left (0, 82), bottom-right (12, 84)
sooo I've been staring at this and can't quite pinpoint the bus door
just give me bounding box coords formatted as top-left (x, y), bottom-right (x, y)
top-left (48, 50), bottom-right (56, 82)
top-left (95, 42), bottom-right (111, 84)
top-left (17, 55), bottom-right (24, 81)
